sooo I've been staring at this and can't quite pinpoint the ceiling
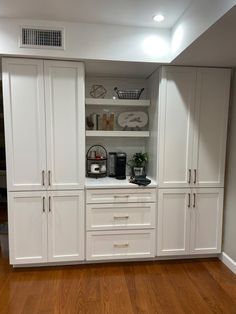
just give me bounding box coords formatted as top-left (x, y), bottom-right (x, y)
top-left (84, 59), bottom-right (160, 78)
top-left (173, 5), bottom-right (236, 67)
top-left (0, 0), bottom-right (192, 28)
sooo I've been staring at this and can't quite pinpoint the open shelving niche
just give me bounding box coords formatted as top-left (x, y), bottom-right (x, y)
top-left (85, 76), bottom-right (156, 178)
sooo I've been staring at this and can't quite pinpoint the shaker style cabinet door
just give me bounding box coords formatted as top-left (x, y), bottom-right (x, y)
top-left (8, 191), bottom-right (48, 264)
top-left (192, 69), bottom-right (231, 188)
top-left (158, 67), bottom-right (196, 188)
top-left (2, 58), bottom-right (47, 191)
top-left (44, 61), bottom-right (85, 190)
top-left (47, 190), bottom-right (85, 262)
top-left (190, 188), bottom-right (223, 254)
top-left (157, 189), bottom-right (191, 256)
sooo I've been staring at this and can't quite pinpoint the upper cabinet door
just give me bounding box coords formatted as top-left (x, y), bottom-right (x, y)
top-left (2, 58), bottom-right (47, 191)
top-left (192, 69), bottom-right (231, 188)
top-left (44, 61), bottom-right (85, 190)
top-left (158, 67), bottom-right (196, 188)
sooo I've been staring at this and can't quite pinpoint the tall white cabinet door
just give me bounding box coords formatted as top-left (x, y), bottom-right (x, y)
top-left (157, 189), bottom-right (191, 256)
top-left (44, 61), bottom-right (85, 190)
top-left (47, 191), bottom-right (84, 262)
top-left (2, 58), bottom-right (47, 191)
top-left (8, 191), bottom-right (47, 265)
top-left (192, 69), bottom-right (231, 187)
top-left (158, 67), bottom-right (196, 188)
top-left (190, 189), bottom-right (223, 254)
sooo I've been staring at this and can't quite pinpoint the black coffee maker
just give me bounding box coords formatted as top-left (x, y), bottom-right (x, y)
top-left (115, 153), bottom-right (126, 180)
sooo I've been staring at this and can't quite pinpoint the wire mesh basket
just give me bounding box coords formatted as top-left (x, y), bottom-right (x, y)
top-left (114, 87), bottom-right (144, 100)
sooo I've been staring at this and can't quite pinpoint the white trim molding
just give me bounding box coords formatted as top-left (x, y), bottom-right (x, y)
top-left (220, 252), bottom-right (236, 274)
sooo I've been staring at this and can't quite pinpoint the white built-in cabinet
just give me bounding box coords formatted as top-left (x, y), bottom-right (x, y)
top-left (156, 66), bottom-right (230, 257)
top-left (157, 188), bottom-right (224, 256)
top-left (8, 191), bottom-right (84, 264)
top-left (3, 59), bottom-right (85, 191)
top-left (158, 67), bottom-right (230, 188)
top-left (3, 58), bottom-right (85, 265)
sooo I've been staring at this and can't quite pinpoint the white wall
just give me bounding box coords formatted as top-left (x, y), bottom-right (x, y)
top-left (171, 0), bottom-right (236, 60)
top-left (223, 69), bottom-right (236, 262)
top-left (0, 18), bottom-right (171, 63)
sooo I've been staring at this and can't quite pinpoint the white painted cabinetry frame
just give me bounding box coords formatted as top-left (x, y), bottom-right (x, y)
top-left (158, 67), bottom-right (230, 188)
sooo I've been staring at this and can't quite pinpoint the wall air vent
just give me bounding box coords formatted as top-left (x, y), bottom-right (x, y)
top-left (20, 26), bottom-right (64, 49)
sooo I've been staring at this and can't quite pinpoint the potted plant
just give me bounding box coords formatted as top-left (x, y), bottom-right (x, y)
top-left (128, 152), bottom-right (148, 177)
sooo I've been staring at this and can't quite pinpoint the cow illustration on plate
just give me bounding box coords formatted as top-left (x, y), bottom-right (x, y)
top-left (118, 111), bottom-right (148, 130)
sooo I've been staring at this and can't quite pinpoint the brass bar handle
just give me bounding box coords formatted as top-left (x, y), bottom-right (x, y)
top-left (49, 196), bottom-right (51, 212)
top-left (188, 193), bottom-right (191, 208)
top-left (42, 197), bottom-right (45, 213)
top-left (193, 193), bottom-right (196, 208)
top-left (114, 195), bottom-right (129, 198)
top-left (188, 169), bottom-right (191, 184)
top-left (48, 170), bottom-right (51, 186)
top-left (113, 215), bottom-right (129, 220)
top-left (42, 170), bottom-right (45, 186)
top-left (194, 169), bottom-right (197, 184)
top-left (113, 243), bottom-right (129, 248)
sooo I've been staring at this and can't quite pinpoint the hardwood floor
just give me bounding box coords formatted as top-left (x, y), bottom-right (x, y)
top-left (0, 254), bottom-right (235, 314)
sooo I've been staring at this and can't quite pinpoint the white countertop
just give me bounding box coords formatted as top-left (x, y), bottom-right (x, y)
top-left (85, 176), bottom-right (157, 189)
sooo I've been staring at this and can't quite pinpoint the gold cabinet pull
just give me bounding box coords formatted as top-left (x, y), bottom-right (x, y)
top-left (48, 170), bottom-right (51, 186)
top-left (193, 193), bottom-right (196, 208)
top-left (113, 243), bottom-right (129, 248)
top-left (194, 169), bottom-right (197, 184)
top-left (113, 215), bottom-right (129, 220)
top-left (42, 170), bottom-right (45, 186)
top-left (188, 193), bottom-right (191, 208)
top-left (42, 197), bottom-right (45, 213)
top-left (49, 196), bottom-right (51, 212)
top-left (188, 169), bottom-right (191, 184)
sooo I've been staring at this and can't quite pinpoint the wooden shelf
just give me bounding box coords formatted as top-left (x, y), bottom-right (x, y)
top-left (86, 131), bottom-right (149, 137)
top-left (85, 98), bottom-right (150, 107)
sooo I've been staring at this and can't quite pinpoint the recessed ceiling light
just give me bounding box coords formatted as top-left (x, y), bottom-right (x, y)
top-left (153, 14), bottom-right (165, 22)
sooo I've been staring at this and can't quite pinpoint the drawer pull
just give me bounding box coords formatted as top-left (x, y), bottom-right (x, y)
top-left (113, 243), bottom-right (129, 248)
top-left (113, 215), bottom-right (129, 220)
top-left (114, 195), bottom-right (129, 198)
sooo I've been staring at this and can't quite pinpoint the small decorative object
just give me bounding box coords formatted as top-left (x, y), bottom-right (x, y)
top-left (86, 145), bottom-right (107, 178)
top-left (118, 111), bottom-right (148, 130)
top-left (128, 152), bottom-right (148, 177)
top-left (114, 87), bottom-right (144, 100)
top-left (86, 116), bottom-right (94, 130)
top-left (90, 84), bottom-right (107, 98)
top-left (102, 112), bottom-right (115, 130)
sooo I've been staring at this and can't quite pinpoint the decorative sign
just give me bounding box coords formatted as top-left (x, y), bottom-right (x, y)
top-left (90, 84), bottom-right (107, 98)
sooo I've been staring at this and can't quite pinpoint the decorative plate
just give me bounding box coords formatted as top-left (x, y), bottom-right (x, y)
top-left (118, 111), bottom-right (148, 129)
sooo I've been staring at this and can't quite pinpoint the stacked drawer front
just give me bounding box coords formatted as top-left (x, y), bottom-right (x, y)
top-left (86, 188), bottom-right (157, 261)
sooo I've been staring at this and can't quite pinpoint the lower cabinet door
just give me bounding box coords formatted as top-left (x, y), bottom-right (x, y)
top-left (47, 190), bottom-right (84, 262)
top-left (8, 191), bottom-right (47, 265)
top-left (190, 188), bottom-right (223, 254)
top-left (157, 189), bottom-right (191, 256)
top-left (86, 230), bottom-right (155, 261)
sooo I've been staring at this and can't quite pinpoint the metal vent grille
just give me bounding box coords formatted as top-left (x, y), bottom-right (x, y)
top-left (20, 27), bottom-right (64, 49)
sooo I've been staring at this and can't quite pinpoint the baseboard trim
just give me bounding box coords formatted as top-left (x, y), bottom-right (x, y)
top-left (219, 252), bottom-right (236, 274)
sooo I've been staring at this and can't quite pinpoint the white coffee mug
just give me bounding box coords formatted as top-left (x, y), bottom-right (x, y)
top-left (91, 164), bottom-right (100, 173)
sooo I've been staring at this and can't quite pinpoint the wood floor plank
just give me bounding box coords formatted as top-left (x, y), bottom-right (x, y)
top-left (0, 255), bottom-right (235, 314)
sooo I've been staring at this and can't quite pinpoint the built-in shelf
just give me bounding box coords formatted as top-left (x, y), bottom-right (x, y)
top-left (86, 130), bottom-right (149, 137)
top-left (85, 98), bottom-right (150, 107)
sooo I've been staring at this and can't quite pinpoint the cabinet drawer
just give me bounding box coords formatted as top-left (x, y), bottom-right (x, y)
top-left (86, 203), bottom-right (156, 231)
top-left (86, 230), bottom-right (155, 260)
top-left (86, 188), bottom-right (156, 204)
